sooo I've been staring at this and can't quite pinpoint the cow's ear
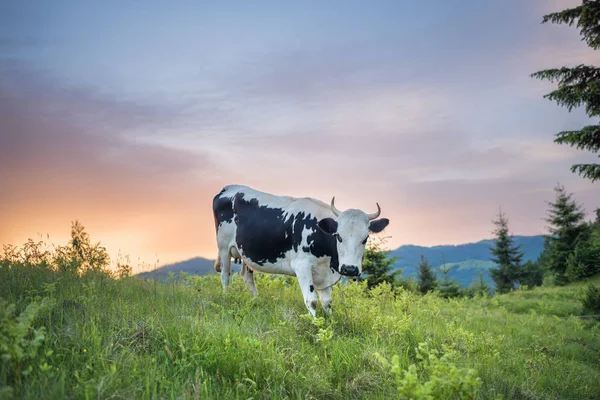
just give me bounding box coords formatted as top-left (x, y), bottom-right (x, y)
top-left (318, 218), bottom-right (338, 235)
top-left (369, 218), bottom-right (389, 233)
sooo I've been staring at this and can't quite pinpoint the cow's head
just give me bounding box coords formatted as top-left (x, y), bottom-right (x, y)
top-left (317, 197), bottom-right (389, 277)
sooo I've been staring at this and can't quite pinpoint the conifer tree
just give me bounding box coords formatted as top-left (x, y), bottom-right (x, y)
top-left (566, 219), bottom-right (600, 281)
top-left (519, 260), bottom-right (544, 288)
top-left (436, 255), bottom-right (462, 298)
top-left (531, 0), bottom-right (600, 182)
top-left (489, 211), bottom-right (524, 293)
top-left (362, 236), bottom-right (398, 289)
top-left (544, 184), bottom-right (587, 284)
top-left (417, 254), bottom-right (438, 294)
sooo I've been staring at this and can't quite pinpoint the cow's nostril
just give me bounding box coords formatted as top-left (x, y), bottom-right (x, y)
top-left (340, 265), bottom-right (359, 276)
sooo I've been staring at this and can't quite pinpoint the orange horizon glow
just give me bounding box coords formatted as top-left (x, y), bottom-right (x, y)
top-left (2, 0), bottom-right (600, 273)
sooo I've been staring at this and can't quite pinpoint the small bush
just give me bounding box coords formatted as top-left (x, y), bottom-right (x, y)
top-left (0, 297), bottom-right (55, 392)
top-left (375, 342), bottom-right (482, 399)
top-left (581, 283), bottom-right (600, 315)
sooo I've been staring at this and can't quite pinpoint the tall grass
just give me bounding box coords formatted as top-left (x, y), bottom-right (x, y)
top-left (1, 238), bottom-right (599, 399)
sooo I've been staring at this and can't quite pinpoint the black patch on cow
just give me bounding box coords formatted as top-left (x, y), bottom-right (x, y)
top-left (232, 192), bottom-right (339, 271)
top-left (317, 218), bottom-right (338, 235)
top-left (213, 190), bottom-right (235, 231)
top-left (369, 218), bottom-right (390, 233)
top-left (310, 284), bottom-right (314, 292)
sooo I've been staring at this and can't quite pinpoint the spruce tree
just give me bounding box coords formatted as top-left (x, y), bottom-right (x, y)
top-left (566, 220), bottom-right (600, 280)
top-left (531, 0), bottom-right (600, 182)
top-left (489, 211), bottom-right (524, 294)
top-left (519, 260), bottom-right (544, 288)
top-left (436, 255), bottom-right (462, 298)
top-left (417, 254), bottom-right (438, 294)
top-left (361, 236), bottom-right (398, 289)
top-left (544, 184), bottom-right (587, 284)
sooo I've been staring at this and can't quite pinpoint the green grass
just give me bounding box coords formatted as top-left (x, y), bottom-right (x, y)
top-left (1, 264), bottom-right (599, 399)
top-left (493, 276), bottom-right (600, 317)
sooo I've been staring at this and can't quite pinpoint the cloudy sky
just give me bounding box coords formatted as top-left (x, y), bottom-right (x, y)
top-left (1, 0), bottom-right (599, 270)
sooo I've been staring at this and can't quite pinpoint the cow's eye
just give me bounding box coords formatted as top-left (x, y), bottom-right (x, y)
top-left (362, 236), bottom-right (368, 244)
top-left (336, 235), bottom-right (343, 243)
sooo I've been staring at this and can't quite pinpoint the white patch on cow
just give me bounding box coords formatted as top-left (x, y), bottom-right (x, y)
top-left (300, 226), bottom-right (312, 250)
top-left (334, 210), bottom-right (370, 274)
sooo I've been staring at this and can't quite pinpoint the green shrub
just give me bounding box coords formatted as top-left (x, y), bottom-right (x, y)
top-left (581, 283), bottom-right (600, 315)
top-left (375, 342), bottom-right (482, 399)
top-left (0, 297), bottom-right (55, 394)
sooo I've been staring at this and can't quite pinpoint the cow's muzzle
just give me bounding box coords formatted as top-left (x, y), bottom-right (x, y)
top-left (340, 265), bottom-right (360, 277)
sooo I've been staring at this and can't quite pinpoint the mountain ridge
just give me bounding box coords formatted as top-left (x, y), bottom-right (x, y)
top-left (137, 235), bottom-right (546, 287)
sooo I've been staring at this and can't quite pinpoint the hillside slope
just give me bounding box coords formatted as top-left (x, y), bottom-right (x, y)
top-left (137, 257), bottom-right (217, 280)
top-left (2, 264), bottom-right (598, 399)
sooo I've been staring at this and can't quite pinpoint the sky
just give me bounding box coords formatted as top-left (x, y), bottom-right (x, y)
top-left (1, 0), bottom-right (599, 271)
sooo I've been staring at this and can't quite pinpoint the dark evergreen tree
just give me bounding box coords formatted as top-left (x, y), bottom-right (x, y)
top-left (489, 211), bottom-right (524, 294)
top-left (531, 0), bottom-right (600, 182)
top-left (417, 254), bottom-right (438, 294)
top-left (362, 236), bottom-right (398, 289)
top-left (566, 220), bottom-right (600, 280)
top-left (544, 184), bottom-right (587, 284)
top-left (436, 255), bottom-right (462, 298)
top-left (519, 260), bottom-right (544, 288)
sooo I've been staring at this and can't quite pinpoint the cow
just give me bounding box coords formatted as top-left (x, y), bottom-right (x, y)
top-left (212, 184), bottom-right (390, 317)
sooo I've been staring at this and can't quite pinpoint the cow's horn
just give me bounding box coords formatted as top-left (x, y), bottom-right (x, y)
top-left (368, 203), bottom-right (381, 220)
top-left (331, 197), bottom-right (342, 217)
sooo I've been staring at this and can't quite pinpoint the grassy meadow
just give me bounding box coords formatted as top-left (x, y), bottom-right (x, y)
top-left (1, 243), bottom-right (600, 399)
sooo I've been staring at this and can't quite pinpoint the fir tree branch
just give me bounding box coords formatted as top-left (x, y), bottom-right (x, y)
top-left (530, 65), bottom-right (600, 84)
top-left (542, 0), bottom-right (600, 50)
top-left (555, 125), bottom-right (600, 152)
top-left (570, 163), bottom-right (600, 182)
top-left (531, 65), bottom-right (600, 116)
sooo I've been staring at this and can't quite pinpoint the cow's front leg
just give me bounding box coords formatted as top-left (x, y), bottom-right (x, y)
top-left (316, 286), bottom-right (333, 316)
top-left (293, 263), bottom-right (318, 317)
top-left (219, 249), bottom-right (232, 291)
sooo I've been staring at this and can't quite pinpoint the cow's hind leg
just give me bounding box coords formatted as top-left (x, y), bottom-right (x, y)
top-left (219, 248), bottom-right (232, 291)
top-left (240, 262), bottom-right (258, 297)
top-left (316, 286), bottom-right (333, 316)
top-left (292, 262), bottom-right (318, 317)
top-left (214, 254), bottom-right (221, 273)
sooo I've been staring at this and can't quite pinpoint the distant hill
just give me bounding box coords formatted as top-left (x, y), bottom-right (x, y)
top-left (392, 235), bottom-right (546, 287)
top-left (137, 257), bottom-right (220, 280)
top-left (137, 235), bottom-right (546, 287)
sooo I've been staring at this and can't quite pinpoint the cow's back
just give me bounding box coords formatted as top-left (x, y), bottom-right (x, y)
top-left (213, 185), bottom-right (336, 269)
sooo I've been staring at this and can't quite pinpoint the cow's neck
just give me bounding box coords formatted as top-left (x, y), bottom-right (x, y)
top-left (311, 225), bottom-right (339, 274)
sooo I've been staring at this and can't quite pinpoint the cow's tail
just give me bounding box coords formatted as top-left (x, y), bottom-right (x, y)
top-left (213, 190), bottom-right (223, 273)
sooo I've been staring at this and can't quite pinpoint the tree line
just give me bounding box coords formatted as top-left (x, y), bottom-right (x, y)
top-left (362, 183), bottom-right (600, 299)
top-left (362, 0), bottom-right (600, 304)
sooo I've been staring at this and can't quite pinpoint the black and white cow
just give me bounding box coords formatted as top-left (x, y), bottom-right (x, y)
top-left (212, 185), bottom-right (390, 317)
